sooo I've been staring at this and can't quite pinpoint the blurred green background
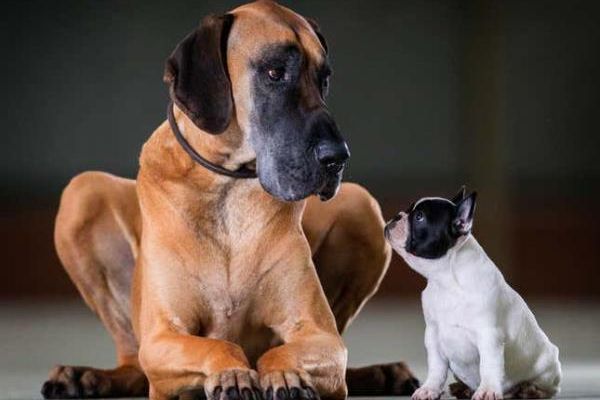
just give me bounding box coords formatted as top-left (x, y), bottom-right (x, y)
top-left (1, 0), bottom-right (599, 299)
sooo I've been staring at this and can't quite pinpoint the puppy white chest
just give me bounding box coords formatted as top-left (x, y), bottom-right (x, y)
top-left (424, 285), bottom-right (482, 387)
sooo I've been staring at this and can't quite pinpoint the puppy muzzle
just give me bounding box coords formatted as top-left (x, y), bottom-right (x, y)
top-left (385, 212), bottom-right (409, 250)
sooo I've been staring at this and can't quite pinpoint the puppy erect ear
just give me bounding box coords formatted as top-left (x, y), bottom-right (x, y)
top-left (164, 14), bottom-right (234, 134)
top-left (306, 18), bottom-right (328, 53)
top-left (451, 185), bottom-right (466, 204)
top-left (452, 191), bottom-right (477, 236)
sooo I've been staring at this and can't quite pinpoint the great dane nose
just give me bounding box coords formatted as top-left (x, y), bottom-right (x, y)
top-left (315, 141), bottom-right (350, 174)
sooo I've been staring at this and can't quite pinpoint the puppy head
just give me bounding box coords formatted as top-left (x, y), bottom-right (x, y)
top-left (385, 187), bottom-right (477, 260)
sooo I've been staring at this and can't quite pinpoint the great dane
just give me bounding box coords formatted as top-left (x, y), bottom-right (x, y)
top-left (42, 1), bottom-right (418, 399)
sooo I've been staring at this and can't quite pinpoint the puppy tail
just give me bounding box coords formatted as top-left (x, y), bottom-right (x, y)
top-left (345, 362), bottom-right (420, 396)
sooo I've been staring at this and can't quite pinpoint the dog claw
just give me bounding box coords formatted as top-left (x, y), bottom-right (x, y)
top-left (205, 369), bottom-right (262, 400)
top-left (276, 387), bottom-right (288, 400)
top-left (227, 386), bottom-right (242, 400)
top-left (41, 380), bottom-right (66, 399)
top-left (260, 370), bottom-right (319, 400)
top-left (289, 387), bottom-right (302, 400)
top-left (41, 365), bottom-right (111, 399)
top-left (305, 386), bottom-right (319, 400)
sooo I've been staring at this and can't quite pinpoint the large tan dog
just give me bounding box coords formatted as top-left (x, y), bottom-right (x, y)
top-left (41, 1), bottom-right (418, 399)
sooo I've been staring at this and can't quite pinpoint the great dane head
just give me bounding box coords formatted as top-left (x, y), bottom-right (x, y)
top-left (164, 0), bottom-right (349, 201)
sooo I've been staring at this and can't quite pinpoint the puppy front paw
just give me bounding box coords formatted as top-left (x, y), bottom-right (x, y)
top-left (412, 386), bottom-right (442, 400)
top-left (472, 387), bottom-right (503, 400)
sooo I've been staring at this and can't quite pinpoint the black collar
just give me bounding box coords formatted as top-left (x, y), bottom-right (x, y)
top-left (167, 102), bottom-right (258, 179)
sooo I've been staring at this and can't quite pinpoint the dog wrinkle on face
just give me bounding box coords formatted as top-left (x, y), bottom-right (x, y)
top-left (245, 42), bottom-right (324, 201)
top-left (228, 1), bottom-right (327, 138)
top-left (232, 1), bottom-right (326, 62)
top-left (227, 2), bottom-right (340, 202)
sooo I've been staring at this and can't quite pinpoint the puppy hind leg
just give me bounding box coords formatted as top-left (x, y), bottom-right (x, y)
top-left (449, 377), bottom-right (474, 399)
top-left (510, 381), bottom-right (554, 399)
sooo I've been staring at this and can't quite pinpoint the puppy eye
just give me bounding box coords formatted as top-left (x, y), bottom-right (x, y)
top-left (267, 67), bottom-right (285, 81)
top-left (414, 211), bottom-right (425, 222)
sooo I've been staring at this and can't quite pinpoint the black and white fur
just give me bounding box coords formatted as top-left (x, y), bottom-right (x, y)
top-left (385, 188), bottom-right (561, 400)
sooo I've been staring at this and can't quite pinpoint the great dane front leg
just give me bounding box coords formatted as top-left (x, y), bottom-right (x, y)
top-left (139, 332), bottom-right (261, 400)
top-left (257, 333), bottom-right (347, 400)
top-left (256, 247), bottom-right (348, 400)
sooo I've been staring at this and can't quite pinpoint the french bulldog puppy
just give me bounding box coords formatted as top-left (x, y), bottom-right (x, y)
top-left (384, 188), bottom-right (561, 400)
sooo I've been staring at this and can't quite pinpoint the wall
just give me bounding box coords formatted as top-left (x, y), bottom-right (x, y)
top-left (1, 0), bottom-right (599, 299)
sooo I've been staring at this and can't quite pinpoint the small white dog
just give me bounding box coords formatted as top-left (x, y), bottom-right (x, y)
top-left (385, 188), bottom-right (561, 400)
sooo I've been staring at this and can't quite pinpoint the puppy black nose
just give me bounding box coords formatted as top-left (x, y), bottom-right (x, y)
top-left (315, 142), bottom-right (350, 174)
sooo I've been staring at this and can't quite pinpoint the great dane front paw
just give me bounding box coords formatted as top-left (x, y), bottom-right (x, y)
top-left (412, 386), bottom-right (442, 400)
top-left (205, 368), bottom-right (262, 400)
top-left (260, 370), bottom-right (319, 400)
top-left (41, 365), bottom-right (111, 399)
top-left (472, 387), bottom-right (503, 400)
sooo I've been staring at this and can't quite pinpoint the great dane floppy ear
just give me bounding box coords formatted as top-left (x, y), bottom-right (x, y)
top-left (306, 18), bottom-right (328, 53)
top-left (164, 14), bottom-right (234, 134)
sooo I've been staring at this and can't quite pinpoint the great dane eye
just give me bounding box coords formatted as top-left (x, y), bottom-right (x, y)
top-left (415, 211), bottom-right (425, 222)
top-left (267, 67), bottom-right (285, 81)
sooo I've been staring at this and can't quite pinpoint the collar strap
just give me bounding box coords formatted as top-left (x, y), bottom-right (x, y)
top-left (167, 102), bottom-right (258, 179)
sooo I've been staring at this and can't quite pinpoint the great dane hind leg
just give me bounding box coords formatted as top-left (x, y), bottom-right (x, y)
top-left (42, 365), bottom-right (147, 399)
top-left (41, 172), bottom-right (148, 398)
top-left (303, 183), bottom-right (420, 396)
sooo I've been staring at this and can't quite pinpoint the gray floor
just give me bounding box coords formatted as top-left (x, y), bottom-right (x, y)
top-left (1, 300), bottom-right (599, 399)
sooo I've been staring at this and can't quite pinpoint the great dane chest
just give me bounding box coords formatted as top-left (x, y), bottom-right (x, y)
top-left (200, 291), bottom-right (277, 364)
top-left (190, 263), bottom-right (271, 334)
